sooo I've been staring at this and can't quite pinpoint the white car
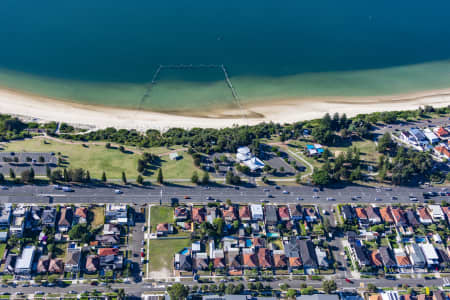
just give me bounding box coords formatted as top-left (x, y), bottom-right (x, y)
top-left (326, 197), bottom-right (335, 201)
top-left (114, 189), bottom-right (122, 194)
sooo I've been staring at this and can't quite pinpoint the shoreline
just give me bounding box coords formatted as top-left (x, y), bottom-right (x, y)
top-left (0, 86), bottom-right (449, 131)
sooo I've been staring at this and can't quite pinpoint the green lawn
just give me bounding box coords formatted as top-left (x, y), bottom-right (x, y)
top-left (91, 206), bottom-right (105, 228)
top-left (148, 239), bottom-right (191, 272)
top-left (149, 152), bottom-right (200, 180)
top-left (2, 138), bottom-right (140, 179)
top-left (0, 244), bottom-right (6, 260)
top-left (150, 206), bottom-right (174, 231)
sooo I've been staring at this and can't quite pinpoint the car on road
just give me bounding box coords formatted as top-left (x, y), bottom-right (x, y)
top-left (409, 197), bottom-right (418, 201)
top-left (267, 194), bottom-right (273, 198)
top-left (313, 188), bottom-right (319, 192)
top-left (263, 188), bottom-right (270, 192)
top-left (183, 195), bottom-right (190, 199)
top-left (62, 186), bottom-right (73, 192)
top-left (312, 195), bottom-right (319, 199)
top-left (275, 186), bottom-right (281, 190)
top-left (35, 291), bottom-right (45, 295)
top-left (375, 197), bottom-right (382, 201)
top-left (90, 281), bottom-right (98, 286)
top-left (282, 190), bottom-right (289, 194)
top-left (296, 197), bottom-right (303, 201)
top-left (0, 186), bottom-right (8, 190)
top-left (141, 240), bottom-right (145, 246)
top-left (326, 197), bottom-right (335, 201)
top-left (141, 226), bottom-right (146, 232)
top-left (206, 196), bottom-right (213, 200)
top-left (15, 292), bottom-right (24, 295)
top-left (391, 196), bottom-right (397, 200)
top-left (22, 284), bottom-right (30, 287)
top-left (115, 189), bottom-right (123, 194)
top-left (344, 278), bottom-right (352, 284)
top-left (52, 184), bottom-right (61, 190)
top-left (69, 291), bottom-right (77, 294)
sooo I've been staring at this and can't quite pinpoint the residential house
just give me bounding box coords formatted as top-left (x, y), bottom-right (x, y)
top-left (250, 204), bottom-right (264, 221)
top-left (174, 207), bottom-right (189, 221)
top-left (436, 248), bottom-right (450, 268)
top-left (405, 210), bottom-right (420, 227)
top-left (341, 205), bottom-right (355, 222)
top-left (423, 128), bottom-right (440, 144)
top-left (366, 206), bottom-right (381, 224)
top-left (28, 206), bottom-right (42, 231)
top-left (242, 248), bottom-right (258, 269)
top-left (156, 223), bottom-right (174, 236)
top-left (434, 145), bottom-right (450, 159)
top-left (273, 250), bottom-right (288, 269)
top-left (192, 241), bottom-right (202, 253)
top-left (75, 207), bottom-right (88, 224)
top-left (193, 252), bottom-right (209, 271)
top-left (288, 204), bottom-right (303, 221)
top-left (296, 295), bottom-right (339, 300)
top-left (257, 248), bottom-right (272, 269)
top-left (64, 245), bottom-right (81, 273)
top-left (348, 233), bottom-right (371, 267)
top-left (0, 231), bottom-right (8, 242)
top-left (0, 204), bottom-right (11, 228)
top-left (434, 127), bottom-right (449, 139)
top-left (95, 234), bottom-right (120, 246)
top-left (192, 207), bottom-right (206, 223)
top-left (58, 207), bottom-right (73, 232)
top-left (37, 256), bottom-right (50, 273)
top-left (4, 254), bottom-right (16, 274)
top-left (85, 255), bottom-right (99, 273)
top-left (48, 258), bottom-right (64, 273)
top-left (315, 247), bottom-right (329, 269)
top-left (10, 206), bottom-right (28, 237)
top-left (410, 128), bottom-right (428, 146)
top-left (206, 207), bottom-right (218, 224)
top-left (379, 246), bottom-right (396, 268)
top-left (15, 246), bottom-right (36, 275)
top-left (41, 207), bottom-right (57, 227)
top-left (304, 207), bottom-right (317, 223)
top-left (278, 206), bottom-right (290, 222)
top-left (222, 206), bottom-right (237, 222)
top-left (299, 240), bottom-right (318, 271)
top-left (433, 292), bottom-right (445, 300)
top-left (420, 243), bottom-right (439, 267)
top-left (417, 207), bottom-right (433, 225)
top-left (98, 248), bottom-right (120, 256)
top-left (103, 224), bottom-right (120, 235)
top-left (442, 207), bottom-right (450, 224)
top-left (105, 204), bottom-right (128, 225)
top-left (391, 208), bottom-right (407, 226)
top-left (394, 248), bottom-right (412, 271)
top-left (400, 131), bottom-right (416, 145)
top-left (239, 206), bottom-right (251, 222)
top-left (406, 244), bottom-right (426, 269)
top-left (379, 207), bottom-right (394, 224)
top-left (264, 205), bottom-right (278, 226)
top-left (225, 248), bottom-right (241, 271)
top-left (428, 205), bottom-right (444, 222)
top-left (99, 255), bottom-right (123, 270)
top-left (355, 207), bottom-right (369, 225)
top-left (213, 250), bottom-right (226, 270)
top-left (284, 238), bottom-right (302, 270)
top-left (370, 250), bottom-right (383, 268)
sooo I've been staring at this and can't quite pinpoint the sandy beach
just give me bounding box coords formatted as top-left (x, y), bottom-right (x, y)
top-left (0, 87), bottom-right (449, 131)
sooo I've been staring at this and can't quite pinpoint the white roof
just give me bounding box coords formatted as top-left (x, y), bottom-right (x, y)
top-left (381, 291), bottom-right (400, 300)
top-left (420, 243), bottom-right (438, 260)
top-left (313, 144), bottom-right (323, 149)
top-left (15, 246), bottom-right (35, 270)
top-left (424, 129), bottom-right (439, 142)
top-left (250, 204), bottom-right (263, 216)
top-left (169, 152), bottom-right (179, 159)
top-left (428, 205), bottom-right (444, 217)
top-left (433, 234), bottom-right (442, 243)
top-left (237, 146), bottom-right (250, 154)
top-left (243, 157), bottom-right (265, 171)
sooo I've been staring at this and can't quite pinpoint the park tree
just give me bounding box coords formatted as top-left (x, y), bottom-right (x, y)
top-left (68, 223), bottom-right (90, 243)
top-left (21, 168), bottom-right (34, 183)
top-left (121, 171), bottom-right (127, 184)
top-left (312, 168), bottom-right (330, 186)
top-left (366, 283), bottom-right (377, 293)
top-left (157, 168), bottom-right (164, 184)
top-left (9, 168), bottom-right (15, 179)
top-left (50, 169), bottom-right (63, 182)
top-left (137, 174), bottom-right (144, 185)
top-left (286, 289), bottom-right (297, 299)
top-left (167, 283), bottom-right (189, 300)
top-left (85, 170), bottom-right (91, 182)
top-left (101, 171), bottom-right (107, 182)
top-left (63, 168), bottom-right (69, 182)
top-left (191, 171), bottom-right (199, 184)
top-left (0, 173), bottom-right (4, 183)
top-left (322, 280), bottom-right (337, 294)
top-left (201, 171), bottom-right (210, 185)
top-left (377, 132), bottom-right (395, 154)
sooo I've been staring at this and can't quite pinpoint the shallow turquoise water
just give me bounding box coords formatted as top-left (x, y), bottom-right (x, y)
top-left (0, 0), bottom-right (450, 111)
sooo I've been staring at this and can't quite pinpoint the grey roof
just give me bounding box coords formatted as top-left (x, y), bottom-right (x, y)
top-left (365, 206), bottom-right (381, 221)
top-left (342, 205), bottom-right (355, 220)
top-left (379, 246), bottom-right (396, 267)
top-left (408, 243), bottom-right (426, 266)
top-left (284, 238), bottom-right (300, 258)
top-left (175, 254), bottom-right (192, 271)
top-left (437, 248), bottom-right (450, 264)
top-left (15, 246), bottom-right (35, 271)
top-left (405, 210), bottom-right (419, 227)
top-left (296, 295), bottom-right (340, 300)
top-left (299, 240), bottom-right (317, 268)
top-left (354, 245), bottom-right (370, 266)
top-left (288, 204), bottom-right (302, 218)
top-left (65, 249), bottom-right (81, 266)
top-left (264, 205), bottom-right (278, 225)
top-left (42, 208), bottom-right (56, 225)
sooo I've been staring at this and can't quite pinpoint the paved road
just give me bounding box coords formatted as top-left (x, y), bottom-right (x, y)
top-left (0, 183), bottom-right (447, 205)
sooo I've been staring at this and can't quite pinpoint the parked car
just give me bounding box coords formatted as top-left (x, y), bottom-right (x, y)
top-left (114, 189), bottom-right (123, 194)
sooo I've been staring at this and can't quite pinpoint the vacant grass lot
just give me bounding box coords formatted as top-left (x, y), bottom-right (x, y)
top-left (150, 206), bottom-right (174, 232)
top-left (1, 138), bottom-right (197, 180)
top-left (91, 206), bottom-right (105, 228)
top-left (148, 238), bottom-right (191, 272)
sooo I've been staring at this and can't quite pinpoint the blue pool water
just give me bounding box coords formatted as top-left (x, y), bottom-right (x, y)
top-left (267, 232), bottom-right (280, 238)
top-left (180, 248), bottom-right (190, 255)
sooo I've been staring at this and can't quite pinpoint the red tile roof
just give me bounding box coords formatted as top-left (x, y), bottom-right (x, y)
top-left (243, 252), bottom-right (258, 268)
top-left (288, 257), bottom-right (302, 268)
top-left (278, 207), bottom-right (290, 220)
top-left (379, 207), bottom-right (394, 223)
top-left (417, 207), bottom-right (432, 221)
top-left (98, 248), bottom-right (119, 256)
top-left (355, 207), bottom-right (368, 220)
top-left (396, 255), bottom-right (411, 266)
top-left (371, 250), bottom-right (383, 267)
top-left (239, 206), bottom-right (251, 220)
top-left (156, 223), bottom-right (169, 232)
top-left (75, 207), bottom-right (88, 219)
top-left (257, 248), bottom-right (272, 268)
top-left (435, 127), bottom-right (449, 138)
top-left (192, 207), bottom-right (205, 223)
top-left (273, 253), bottom-right (288, 268)
top-left (435, 146), bottom-right (450, 158)
top-left (222, 206), bottom-right (237, 221)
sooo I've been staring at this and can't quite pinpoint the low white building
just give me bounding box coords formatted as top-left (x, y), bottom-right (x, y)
top-left (236, 146), bottom-right (265, 171)
top-left (250, 204), bottom-right (264, 221)
top-left (420, 243), bottom-right (439, 267)
top-left (423, 128), bottom-right (440, 144)
top-left (381, 291), bottom-right (400, 300)
top-left (428, 205), bottom-right (444, 222)
top-left (15, 246), bottom-right (36, 275)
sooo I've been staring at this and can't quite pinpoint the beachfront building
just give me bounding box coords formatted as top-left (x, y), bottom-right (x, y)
top-left (236, 146), bottom-right (265, 171)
